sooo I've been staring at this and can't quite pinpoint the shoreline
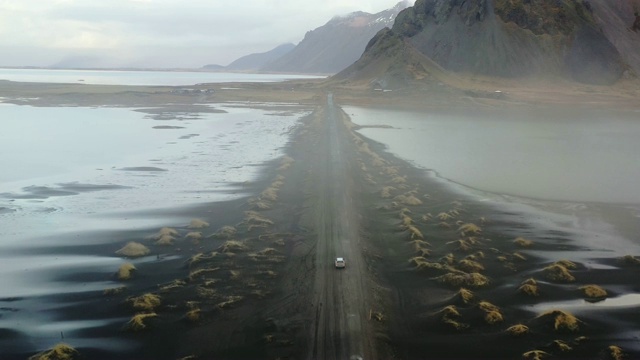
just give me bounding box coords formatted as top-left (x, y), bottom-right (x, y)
top-left (1, 80), bottom-right (640, 359)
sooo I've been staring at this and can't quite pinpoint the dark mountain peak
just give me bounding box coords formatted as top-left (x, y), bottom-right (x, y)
top-left (338, 0), bottom-right (638, 86)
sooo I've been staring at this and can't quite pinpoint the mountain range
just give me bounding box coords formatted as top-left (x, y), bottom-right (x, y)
top-left (209, 0), bottom-right (639, 87)
top-left (206, 1), bottom-right (412, 74)
top-left (204, 43), bottom-right (295, 72)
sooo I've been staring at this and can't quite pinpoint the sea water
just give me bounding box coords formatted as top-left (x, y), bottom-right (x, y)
top-left (0, 103), bottom-right (310, 252)
top-left (345, 106), bottom-right (640, 205)
top-left (0, 68), bottom-right (325, 86)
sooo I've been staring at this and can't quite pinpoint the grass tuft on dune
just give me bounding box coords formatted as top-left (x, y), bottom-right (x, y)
top-left (537, 309), bottom-right (581, 332)
top-left (435, 272), bottom-right (490, 288)
top-left (478, 301), bottom-right (499, 312)
top-left (543, 263), bottom-right (575, 282)
top-left (405, 225), bottom-right (424, 240)
top-left (438, 305), bottom-right (461, 317)
top-left (218, 295), bottom-right (243, 309)
top-left (126, 313), bottom-right (157, 331)
top-left (395, 194), bottom-right (423, 206)
top-left (522, 350), bottom-right (550, 360)
top-left (442, 317), bottom-right (470, 331)
top-left (518, 278), bottom-right (539, 296)
top-left (115, 242), bottom-right (150, 257)
top-left (260, 187), bottom-right (278, 202)
top-left (448, 239), bottom-right (474, 252)
top-left (608, 345), bottom-right (625, 360)
top-left (512, 252), bottom-right (527, 261)
top-left (441, 253), bottom-right (456, 265)
top-left (477, 301), bottom-right (503, 324)
top-left (381, 186), bottom-right (396, 198)
top-left (186, 308), bottom-right (201, 322)
top-left (458, 223), bottom-right (481, 235)
top-left (187, 252), bottom-right (217, 267)
top-left (514, 237), bottom-right (533, 247)
top-left (555, 259), bottom-right (577, 269)
top-left (154, 227), bottom-right (179, 239)
top-left (103, 286), bottom-right (126, 296)
top-left (455, 288), bottom-right (475, 304)
top-left (438, 212), bottom-right (454, 221)
top-left (244, 211), bottom-right (274, 230)
top-left (580, 284), bottom-right (607, 300)
top-left (458, 259), bottom-right (484, 272)
top-left (130, 293), bottom-right (161, 311)
top-left (188, 219), bottom-right (209, 229)
top-left (410, 241), bottom-right (431, 257)
top-left (155, 234), bottom-right (175, 246)
top-left (28, 343), bottom-right (79, 360)
top-left (278, 155), bottom-right (294, 171)
top-left (117, 263), bottom-right (136, 280)
top-left (159, 279), bottom-right (186, 293)
top-left (211, 225), bottom-right (237, 239)
top-left (219, 240), bottom-right (248, 253)
top-left (506, 324), bottom-right (529, 336)
top-left (409, 257), bottom-right (444, 271)
top-left (437, 305), bottom-right (470, 331)
top-left (185, 232), bottom-right (203, 243)
top-left (484, 310), bottom-right (504, 324)
top-left (553, 340), bottom-right (573, 352)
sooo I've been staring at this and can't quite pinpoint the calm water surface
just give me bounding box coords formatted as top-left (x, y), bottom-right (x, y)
top-left (0, 68), bottom-right (324, 86)
top-left (346, 106), bottom-right (640, 204)
top-left (0, 102), bottom-right (310, 289)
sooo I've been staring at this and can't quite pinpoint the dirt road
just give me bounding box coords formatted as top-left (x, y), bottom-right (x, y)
top-left (305, 94), bottom-right (374, 360)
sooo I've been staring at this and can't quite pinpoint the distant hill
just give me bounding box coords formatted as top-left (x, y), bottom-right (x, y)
top-left (335, 0), bottom-right (640, 87)
top-left (223, 43), bottom-right (295, 71)
top-left (202, 64), bottom-right (226, 71)
top-left (262, 1), bottom-right (412, 74)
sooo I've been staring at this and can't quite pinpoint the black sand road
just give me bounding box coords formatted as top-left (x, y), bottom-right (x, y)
top-left (306, 94), bottom-right (373, 360)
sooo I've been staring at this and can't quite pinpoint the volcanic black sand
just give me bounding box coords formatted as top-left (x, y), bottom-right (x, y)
top-left (2, 79), bottom-right (640, 360)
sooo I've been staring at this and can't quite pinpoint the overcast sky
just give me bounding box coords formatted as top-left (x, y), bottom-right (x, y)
top-left (0, 0), bottom-right (410, 69)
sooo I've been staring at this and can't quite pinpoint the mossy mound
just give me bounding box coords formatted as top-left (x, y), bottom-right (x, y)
top-left (130, 293), bottom-right (161, 311)
top-left (579, 284), bottom-right (607, 300)
top-left (117, 263), bottom-right (136, 280)
top-left (115, 242), bottom-right (150, 257)
top-left (536, 309), bottom-right (581, 332)
top-left (28, 343), bottom-right (79, 360)
top-left (126, 313), bottom-right (157, 331)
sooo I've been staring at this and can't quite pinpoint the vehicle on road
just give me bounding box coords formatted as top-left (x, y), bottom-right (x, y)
top-left (335, 257), bottom-right (346, 269)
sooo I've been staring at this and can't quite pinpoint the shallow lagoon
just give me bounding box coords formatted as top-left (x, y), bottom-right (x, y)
top-left (0, 100), bottom-right (311, 355)
top-left (346, 106), bottom-right (640, 204)
top-left (0, 103), bottom-right (310, 251)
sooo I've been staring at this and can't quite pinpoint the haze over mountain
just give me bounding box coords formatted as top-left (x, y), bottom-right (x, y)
top-left (205, 43), bottom-right (295, 71)
top-left (335, 0), bottom-right (640, 87)
top-left (261, 0), bottom-right (412, 74)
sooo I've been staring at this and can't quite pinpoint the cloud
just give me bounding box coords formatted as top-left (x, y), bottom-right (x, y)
top-left (0, 0), bottom-right (407, 68)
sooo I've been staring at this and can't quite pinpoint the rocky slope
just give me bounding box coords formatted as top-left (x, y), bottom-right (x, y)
top-left (335, 0), bottom-right (640, 86)
top-left (261, 1), bottom-right (412, 74)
